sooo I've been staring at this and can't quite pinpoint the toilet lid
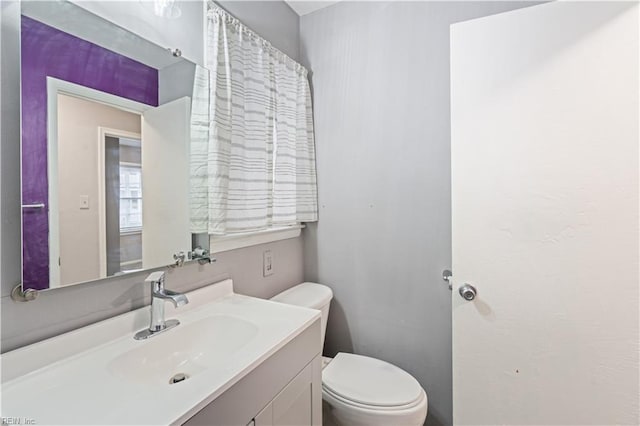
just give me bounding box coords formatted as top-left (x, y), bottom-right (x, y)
top-left (322, 353), bottom-right (423, 408)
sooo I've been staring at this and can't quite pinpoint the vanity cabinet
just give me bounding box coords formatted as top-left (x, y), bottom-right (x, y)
top-left (253, 360), bottom-right (314, 426)
top-left (183, 319), bottom-right (322, 426)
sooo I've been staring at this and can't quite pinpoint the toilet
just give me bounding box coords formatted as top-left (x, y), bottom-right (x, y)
top-left (271, 282), bottom-right (428, 426)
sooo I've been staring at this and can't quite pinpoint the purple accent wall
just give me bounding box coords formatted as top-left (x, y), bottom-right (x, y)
top-left (21, 16), bottom-right (158, 290)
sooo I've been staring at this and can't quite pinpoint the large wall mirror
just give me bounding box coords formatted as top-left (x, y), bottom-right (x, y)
top-left (20, 1), bottom-right (207, 291)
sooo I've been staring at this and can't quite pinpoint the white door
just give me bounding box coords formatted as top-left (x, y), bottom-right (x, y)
top-left (451, 2), bottom-right (639, 425)
top-left (141, 97), bottom-right (191, 268)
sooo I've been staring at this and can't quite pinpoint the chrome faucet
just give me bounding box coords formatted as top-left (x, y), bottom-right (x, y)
top-left (134, 271), bottom-right (189, 340)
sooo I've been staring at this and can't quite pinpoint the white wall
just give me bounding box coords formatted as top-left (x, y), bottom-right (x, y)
top-left (1, 1), bottom-right (303, 353)
top-left (299, 3), bottom-right (540, 425)
top-left (57, 94), bottom-right (141, 285)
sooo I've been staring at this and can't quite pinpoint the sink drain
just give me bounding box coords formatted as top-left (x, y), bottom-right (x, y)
top-left (169, 373), bottom-right (189, 384)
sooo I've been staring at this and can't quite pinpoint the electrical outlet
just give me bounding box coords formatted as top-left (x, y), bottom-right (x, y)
top-left (263, 250), bottom-right (273, 277)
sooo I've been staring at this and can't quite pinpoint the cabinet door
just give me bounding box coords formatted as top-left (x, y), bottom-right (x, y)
top-left (272, 362), bottom-right (312, 426)
top-left (254, 403), bottom-right (272, 426)
top-left (255, 361), bottom-right (314, 426)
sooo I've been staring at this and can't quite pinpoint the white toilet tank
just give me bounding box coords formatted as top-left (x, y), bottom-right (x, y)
top-left (271, 282), bottom-right (333, 346)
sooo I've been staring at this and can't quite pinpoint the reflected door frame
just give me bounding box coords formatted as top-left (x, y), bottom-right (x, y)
top-left (97, 127), bottom-right (142, 278)
top-left (45, 77), bottom-right (151, 288)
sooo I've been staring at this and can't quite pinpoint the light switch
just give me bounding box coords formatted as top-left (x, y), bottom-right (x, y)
top-left (79, 195), bottom-right (90, 209)
top-left (263, 250), bottom-right (273, 277)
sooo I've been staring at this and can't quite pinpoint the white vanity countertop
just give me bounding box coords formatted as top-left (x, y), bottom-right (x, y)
top-left (0, 280), bottom-right (320, 425)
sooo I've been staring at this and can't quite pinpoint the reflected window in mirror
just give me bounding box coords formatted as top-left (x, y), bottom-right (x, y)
top-left (119, 151), bottom-right (143, 232)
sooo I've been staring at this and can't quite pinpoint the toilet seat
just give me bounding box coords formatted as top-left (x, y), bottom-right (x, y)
top-left (323, 384), bottom-right (426, 412)
top-left (321, 354), bottom-right (428, 426)
top-left (322, 353), bottom-right (424, 409)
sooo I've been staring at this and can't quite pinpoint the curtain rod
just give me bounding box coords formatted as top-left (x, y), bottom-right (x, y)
top-left (206, 0), bottom-right (308, 76)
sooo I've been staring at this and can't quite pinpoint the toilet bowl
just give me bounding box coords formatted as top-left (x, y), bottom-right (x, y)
top-left (271, 282), bottom-right (428, 426)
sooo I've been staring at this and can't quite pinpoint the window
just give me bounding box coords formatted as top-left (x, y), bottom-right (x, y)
top-left (119, 165), bottom-right (142, 231)
top-left (190, 13), bottom-right (318, 239)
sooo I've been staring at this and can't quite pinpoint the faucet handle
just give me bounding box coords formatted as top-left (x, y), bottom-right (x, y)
top-left (173, 251), bottom-right (186, 267)
top-left (189, 247), bottom-right (216, 265)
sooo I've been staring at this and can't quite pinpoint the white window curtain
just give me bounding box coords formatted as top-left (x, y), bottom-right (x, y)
top-left (190, 4), bottom-right (318, 235)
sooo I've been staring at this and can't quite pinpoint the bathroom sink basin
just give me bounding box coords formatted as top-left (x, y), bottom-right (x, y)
top-left (1, 279), bottom-right (320, 425)
top-left (108, 315), bottom-right (259, 386)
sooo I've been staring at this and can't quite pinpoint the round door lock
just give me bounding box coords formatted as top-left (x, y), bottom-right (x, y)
top-left (458, 284), bottom-right (477, 301)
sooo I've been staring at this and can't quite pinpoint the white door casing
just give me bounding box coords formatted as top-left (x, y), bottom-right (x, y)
top-left (451, 2), bottom-right (639, 425)
top-left (141, 97), bottom-right (191, 268)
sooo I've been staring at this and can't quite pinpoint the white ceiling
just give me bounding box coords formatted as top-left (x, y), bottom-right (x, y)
top-left (285, 1), bottom-right (341, 16)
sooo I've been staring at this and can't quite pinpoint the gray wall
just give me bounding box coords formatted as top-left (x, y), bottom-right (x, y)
top-left (1, 0), bottom-right (302, 353)
top-left (299, 3), bottom-right (539, 425)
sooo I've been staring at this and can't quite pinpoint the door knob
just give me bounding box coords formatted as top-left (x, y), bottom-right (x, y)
top-left (459, 284), bottom-right (477, 301)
